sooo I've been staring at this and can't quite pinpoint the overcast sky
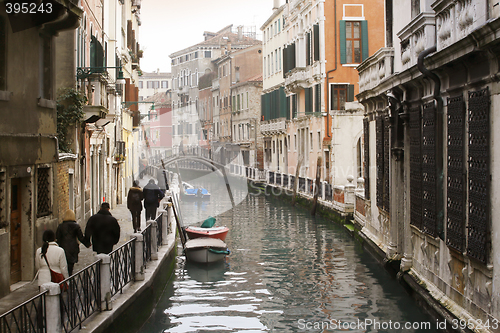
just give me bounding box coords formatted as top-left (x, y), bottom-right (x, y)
top-left (138, 0), bottom-right (281, 73)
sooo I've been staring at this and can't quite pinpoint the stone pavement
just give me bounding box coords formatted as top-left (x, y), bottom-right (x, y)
top-left (0, 176), bottom-right (157, 316)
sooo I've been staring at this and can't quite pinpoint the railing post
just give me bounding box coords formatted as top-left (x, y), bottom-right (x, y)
top-left (160, 208), bottom-right (169, 245)
top-left (345, 175), bottom-right (356, 205)
top-left (149, 220), bottom-right (158, 260)
top-left (40, 283), bottom-right (62, 333)
top-left (96, 254), bottom-right (112, 310)
top-left (130, 233), bottom-right (144, 281)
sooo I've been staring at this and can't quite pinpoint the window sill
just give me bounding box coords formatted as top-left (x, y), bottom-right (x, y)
top-left (341, 64), bottom-right (360, 67)
top-left (38, 98), bottom-right (57, 109)
top-left (0, 90), bottom-right (12, 101)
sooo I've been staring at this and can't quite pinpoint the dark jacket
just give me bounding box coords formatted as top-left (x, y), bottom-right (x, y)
top-left (56, 221), bottom-right (90, 264)
top-left (84, 209), bottom-right (120, 254)
top-left (143, 182), bottom-right (164, 208)
top-left (127, 186), bottom-right (143, 211)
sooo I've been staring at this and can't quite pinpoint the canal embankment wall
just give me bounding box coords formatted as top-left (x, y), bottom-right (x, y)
top-left (245, 175), bottom-right (481, 333)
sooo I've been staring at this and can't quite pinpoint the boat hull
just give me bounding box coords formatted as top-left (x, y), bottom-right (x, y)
top-left (184, 238), bottom-right (229, 264)
top-left (185, 226), bottom-right (229, 241)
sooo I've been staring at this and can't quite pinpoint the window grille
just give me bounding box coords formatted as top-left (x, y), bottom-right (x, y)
top-left (467, 87), bottom-right (490, 263)
top-left (446, 95), bottom-right (466, 251)
top-left (37, 168), bottom-right (51, 217)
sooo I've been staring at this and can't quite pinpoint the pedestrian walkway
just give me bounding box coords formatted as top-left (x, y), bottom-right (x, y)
top-left (0, 176), bottom-right (155, 317)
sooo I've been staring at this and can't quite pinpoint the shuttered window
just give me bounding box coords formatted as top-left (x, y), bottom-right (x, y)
top-left (340, 20), bottom-right (368, 64)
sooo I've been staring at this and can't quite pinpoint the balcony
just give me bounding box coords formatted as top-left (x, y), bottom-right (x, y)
top-left (261, 118), bottom-right (287, 135)
top-left (357, 48), bottom-right (394, 93)
top-left (432, 0), bottom-right (489, 51)
top-left (397, 12), bottom-right (436, 70)
top-left (83, 73), bottom-right (109, 123)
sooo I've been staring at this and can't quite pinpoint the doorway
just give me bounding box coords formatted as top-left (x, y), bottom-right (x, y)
top-left (10, 178), bottom-right (22, 284)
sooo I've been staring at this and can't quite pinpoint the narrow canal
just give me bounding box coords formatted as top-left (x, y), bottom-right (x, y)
top-left (139, 176), bottom-right (438, 332)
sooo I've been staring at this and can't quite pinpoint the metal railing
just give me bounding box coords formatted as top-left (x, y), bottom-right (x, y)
top-left (276, 173), bottom-right (282, 186)
top-left (109, 239), bottom-right (136, 297)
top-left (269, 171), bottom-right (275, 184)
top-left (59, 260), bottom-right (101, 333)
top-left (298, 177), bottom-right (306, 192)
top-left (141, 224), bottom-right (152, 265)
top-left (0, 291), bottom-right (47, 333)
top-left (156, 214), bottom-right (163, 250)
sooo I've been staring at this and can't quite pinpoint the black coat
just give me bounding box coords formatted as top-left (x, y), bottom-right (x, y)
top-left (143, 183), bottom-right (164, 208)
top-left (127, 186), bottom-right (143, 211)
top-left (56, 220), bottom-right (90, 264)
top-left (84, 209), bottom-right (120, 254)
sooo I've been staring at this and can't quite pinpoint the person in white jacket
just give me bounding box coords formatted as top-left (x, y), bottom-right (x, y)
top-left (35, 230), bottom-right (68, 289)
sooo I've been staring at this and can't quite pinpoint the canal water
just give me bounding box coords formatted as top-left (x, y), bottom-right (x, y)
top-left (138, 176), bottom-right (438, 332)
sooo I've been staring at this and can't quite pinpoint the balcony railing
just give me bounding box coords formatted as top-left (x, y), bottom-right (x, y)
top-left (358, 47), bottom-right (394, 93)
top-left (397, 12), bottom-right (436, 70)
top-left (261, 119), bottom-right (287, 134)
top-left (432, 0), bottom-right (489, 51)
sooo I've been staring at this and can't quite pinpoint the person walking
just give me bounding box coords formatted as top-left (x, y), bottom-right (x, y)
top-left (127, 181), bottom-right (144, 233)
top-left (143, 179), bottom-right (164, 221)
top-left (56, 209), bottom-right (90, 276)
top-left (84, 202), bottom-right (120, 254)
top-left (35, 230), bottom-right (68, 289)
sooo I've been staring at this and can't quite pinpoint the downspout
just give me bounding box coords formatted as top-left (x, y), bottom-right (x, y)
top-left (325, 0), bottom-right (337, 140)
top-left (417, 46), bottom-right (444, 240)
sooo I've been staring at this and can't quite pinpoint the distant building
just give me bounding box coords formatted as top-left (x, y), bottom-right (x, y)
top-left (169, 25), bottom-right (261, 158)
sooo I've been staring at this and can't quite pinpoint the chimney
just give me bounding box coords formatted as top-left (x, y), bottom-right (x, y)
top-left (273, 0), bottom-right (280, 10)
top-left (227, 40), bottom-right (231, 52)
top-left (237, 25), bottom-right (243, 41)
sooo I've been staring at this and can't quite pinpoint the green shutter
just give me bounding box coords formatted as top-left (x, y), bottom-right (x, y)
top-left (313, 24), bottom-right (320, 62)
top-left (315, 84), bottom-right (321, 113)
top-left (347, 84), bottom-right (355, 102)
top-left (361, 20), bottom-right (369, 61)
top-left (261, 95), bottom-right (265, 120)
top-left (306, 32), bottom-right (311, 66)
top-left (339, 20), bottom-right (346, 64)
top-left (279, 87), bottom-right (287, 118)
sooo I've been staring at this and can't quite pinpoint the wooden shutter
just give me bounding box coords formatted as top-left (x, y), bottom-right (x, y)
top-left (339, 20), bottom-right (346, 64)
top-left (313, 24), bottom-right (320, 62)
top-left (347, 84), bottom-right (355, 102)
top-left (306, 32), bottom-right (311, 66)
top-left (361, 20), bottom-right (369, 61)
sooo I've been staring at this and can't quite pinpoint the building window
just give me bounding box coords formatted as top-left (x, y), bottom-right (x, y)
top-left (330, 84), bottom-right (354, 111)
top-left (340, 21), bottom-right (368, 64)
top-left (139, 81), bottom-right (143, 88)
top-left (161, 81), bottom-right (168, 89)
top-left (204, 50), bottom-right (211, 58)
top-left (37, 167), bottom-right (51, 217)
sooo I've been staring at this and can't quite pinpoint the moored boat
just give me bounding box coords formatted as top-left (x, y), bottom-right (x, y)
top-left (185, 226), bottom-right (229, 241)
top-left (184, 238), bottom-right (230, 264)
top-left (181, 182), bottom-right (210, 200)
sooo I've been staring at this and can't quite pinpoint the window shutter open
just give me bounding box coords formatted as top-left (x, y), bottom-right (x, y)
top-left (339, 20), bottom-right (346, 64)
top-left (347, 84), bottom-right (355, 102)
top-left (361, 20), bottom-right (369, 61)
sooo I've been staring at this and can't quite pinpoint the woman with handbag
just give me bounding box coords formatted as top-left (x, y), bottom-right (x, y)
top-left (35, 230), bottom-right (68, 290)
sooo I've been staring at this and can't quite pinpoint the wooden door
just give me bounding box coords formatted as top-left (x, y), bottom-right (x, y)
top-left (10, 178), bottom-right (22, 284)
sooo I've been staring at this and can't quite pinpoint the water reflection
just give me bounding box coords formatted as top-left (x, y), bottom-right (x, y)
top-left (138, 192), bottom-right (438, 333)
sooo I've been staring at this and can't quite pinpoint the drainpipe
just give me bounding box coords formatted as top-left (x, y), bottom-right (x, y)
top-left (325, 0), bottom-right (337, 140)
top-left (417, 46), bottom-right (444, 240)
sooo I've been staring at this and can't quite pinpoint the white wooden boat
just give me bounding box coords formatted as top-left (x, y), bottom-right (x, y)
top-left (184, 237), bottom-right (229, 264)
